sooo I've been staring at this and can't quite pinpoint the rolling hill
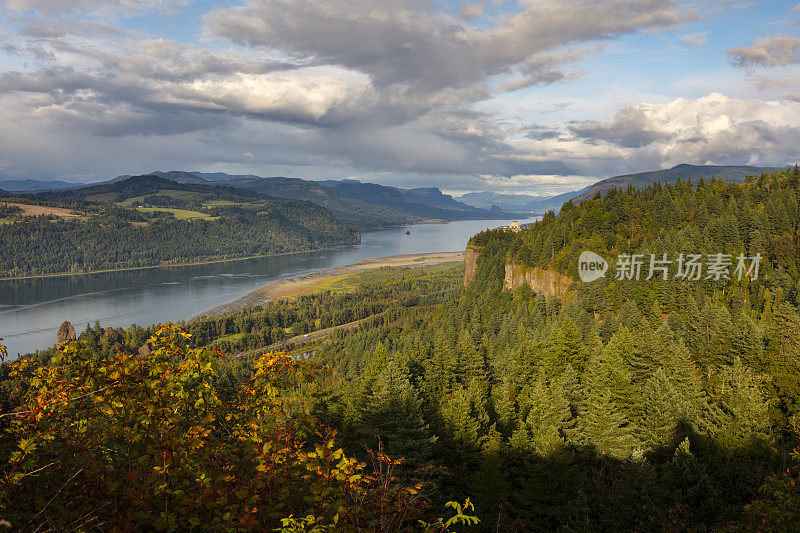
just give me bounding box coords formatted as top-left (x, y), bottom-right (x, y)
top-left (134, 171), bottom-right (518, 227)
top-left (456, 191), bottom-right (539, 210)
top-left (215, 176), bottom-right (417, 229)
top-left (319, 179), bottom-right (514, 221)
top-left (399, 187), bottom-right (478, 211)
top-left (461, 164), bottom-right (781, 215)
top-left (1, 176), bottom-right (359, 277)
top-left (571, 163), bottom-right (777, 203)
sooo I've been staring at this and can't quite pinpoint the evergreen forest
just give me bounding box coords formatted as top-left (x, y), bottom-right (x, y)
top-left (0, 176), bottom-right (359, 278)
top-left (2, 168), bottom-right (800, 530)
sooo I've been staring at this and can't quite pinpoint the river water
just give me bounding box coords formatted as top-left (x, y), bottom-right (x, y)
top-left (0, 218), bottom-right (535, 357)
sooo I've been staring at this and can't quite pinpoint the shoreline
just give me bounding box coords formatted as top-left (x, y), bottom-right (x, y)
top-left (195, 251), bottom-right (465, 318)
top-left (0, 215), bottom-right (532, 282)
top-left (0, 244), bottom-right (356, 282)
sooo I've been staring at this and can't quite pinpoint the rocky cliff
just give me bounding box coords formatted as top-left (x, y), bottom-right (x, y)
top-left (463, 243), bottom-right (481, 287)
top-left (463, 242), bottom-right (573, 298)
top-left (503, 261), bottom-right (573, 298)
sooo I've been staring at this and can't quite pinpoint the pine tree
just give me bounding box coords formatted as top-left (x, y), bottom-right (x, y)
top-left (492, 382), bottom-right (518, 436)
top-left (595, 330), bottom-right (643, 415)
top-left (457, 329), bottom-right (488, 386)
top-left (440, 388), bottom-right (483, 455)
top-left (708, 357), bottom-right (770, 449)
top-left (542, 317), bottom-right (585, 378)
top-left (581, 347), bottom-right (640, 458)
top-left (639, 367), bottom-right (683, 448)
top-left (731, 312), bottom-right (764, 366)
top-left (763, 301), bottom-right (800, 418)
top-left (661, 341), bottom-right (707, 426)
top-left (469, 427), bottom-right (511, 523)
top-left (614, 325), bottom-right (662, 384)
top-left (660, 438), bottom-right (723, 528)
top-left (685, 300), bottom-right (734, 366)
top-left (425, 325), bottom-right (458, 394)
top-left (581, 387), bottom-right (638, 459)
top-left (357, 360), bottom-right (436, 470)
top-left (523, 377), bottom-right (574, 456)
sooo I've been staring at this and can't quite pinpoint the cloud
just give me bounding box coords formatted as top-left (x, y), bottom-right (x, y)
top-left (205, 0), bottom-right (694, 91)
top-left (0, 1), bottom-right (695, 180)
top-left (1, 0), bottom-right (793, 196)
top-left (457, 1), bottom-right (484, 20)
top-left (568, 93), bottom-right (800, 169)
top-left (679, 32), bottom-right (707, 46)
top-left (526, 125), bottom-right (563, 141)
top-left (502, 47), bottom-right (598, 92)
top-left (569, 105), bottom-right (673, 148)
top-left (3, 0), bottom-right (190, 17)
top-left (728, 35), bottom-right (800, 68)
top-left (473, 173), bottom-right (599, 195)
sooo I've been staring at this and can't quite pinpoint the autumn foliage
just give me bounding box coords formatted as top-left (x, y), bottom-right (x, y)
top-left (0, 326), bottom-right (476, 531)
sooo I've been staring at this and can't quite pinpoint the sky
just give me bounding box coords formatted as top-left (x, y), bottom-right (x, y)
top-left (0, 1), bottom-right (799, 196)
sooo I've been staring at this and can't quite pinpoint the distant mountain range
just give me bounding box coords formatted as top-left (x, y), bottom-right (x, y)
top-left (106, 171), bottom-right (515, 228)
top-left (3, 164), bottom-right (783, 221)
top-left (569, 163), bottom-right (778, 203)
top-left (456, 190), bottom-right (577, 213)
top-left (456, 164), bottom-right (781, 213)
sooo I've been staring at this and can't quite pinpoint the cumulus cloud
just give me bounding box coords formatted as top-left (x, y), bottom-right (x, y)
top-left (728, 35), bottom-right (800, 68)
top-left (3, 0), bottom-right (190, 17)
top-left (0, 0), bottom-right (794, 195)
top-left (570, 105), bottom-right (675, 148)
top-left (569, 93), bottom-right (800, 168)
top-left (205, 0), bottom-right (693, 90)
top-left (457, 1), bottom-right (484, 20)
top-left (679, 32), bottom-right (708, 46)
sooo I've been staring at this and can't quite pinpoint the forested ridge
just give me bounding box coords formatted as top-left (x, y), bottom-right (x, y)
top-left (0, 176), bottom-right (359, 277)
top-left (478, 165), bottom-right (800, 281)
top-left (2, 169), bottom-right (800, 530)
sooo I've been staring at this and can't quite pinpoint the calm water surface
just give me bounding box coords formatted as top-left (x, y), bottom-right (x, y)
top-left (0, 218), bottom-right (536, 356)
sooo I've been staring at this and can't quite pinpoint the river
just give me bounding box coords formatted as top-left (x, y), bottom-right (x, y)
top-left (0, 217), bottom-right (535, 357)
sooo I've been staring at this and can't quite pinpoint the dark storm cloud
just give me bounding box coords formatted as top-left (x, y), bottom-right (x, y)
top-left (2, 0), bottom-right (795, 195)
top-left (569, 106), bottom-right (673, 148)
top-left (206, 0), bottom-right (693, 90)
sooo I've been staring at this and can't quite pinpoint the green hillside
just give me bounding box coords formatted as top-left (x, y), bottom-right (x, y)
top-left (5, 168), bottom-right (800, 530)
top-left (221, 176), bottom-right (419, 229)
top-left (144, 171), bottom-right (513, 228)
top-left (0, 176), bottom-right (358, 277)
top-left (327, 180), bottom-right (516, 221)
top-left (573, 163), bottom-right (777, 202)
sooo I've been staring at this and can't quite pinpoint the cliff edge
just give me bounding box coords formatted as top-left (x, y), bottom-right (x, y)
top-left (463, 242), bottom-right (481, 287)
top-left (503, 262), bottom-right (573, 299)
top-left (463, 241), bottom-right (573, 298)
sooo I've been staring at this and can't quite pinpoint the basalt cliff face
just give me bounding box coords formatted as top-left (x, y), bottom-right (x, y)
top-left (503, 262), bottom-right (573, 299)
top-left (463, 242), bottom-right (481, 287)
top-left (463, 242), bottom-right (573, 298)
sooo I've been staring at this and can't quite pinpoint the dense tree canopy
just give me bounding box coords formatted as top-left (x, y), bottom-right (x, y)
top-left (0, 175), bottom-right (362, 277)
top-left (3, 168), bottom-right (800, 530)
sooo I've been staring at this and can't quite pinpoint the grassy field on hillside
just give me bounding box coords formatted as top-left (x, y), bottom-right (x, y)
top-left (118, 189), bottom-right (204, 206)
top-left (134, 207), bottom-right (217, 220)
